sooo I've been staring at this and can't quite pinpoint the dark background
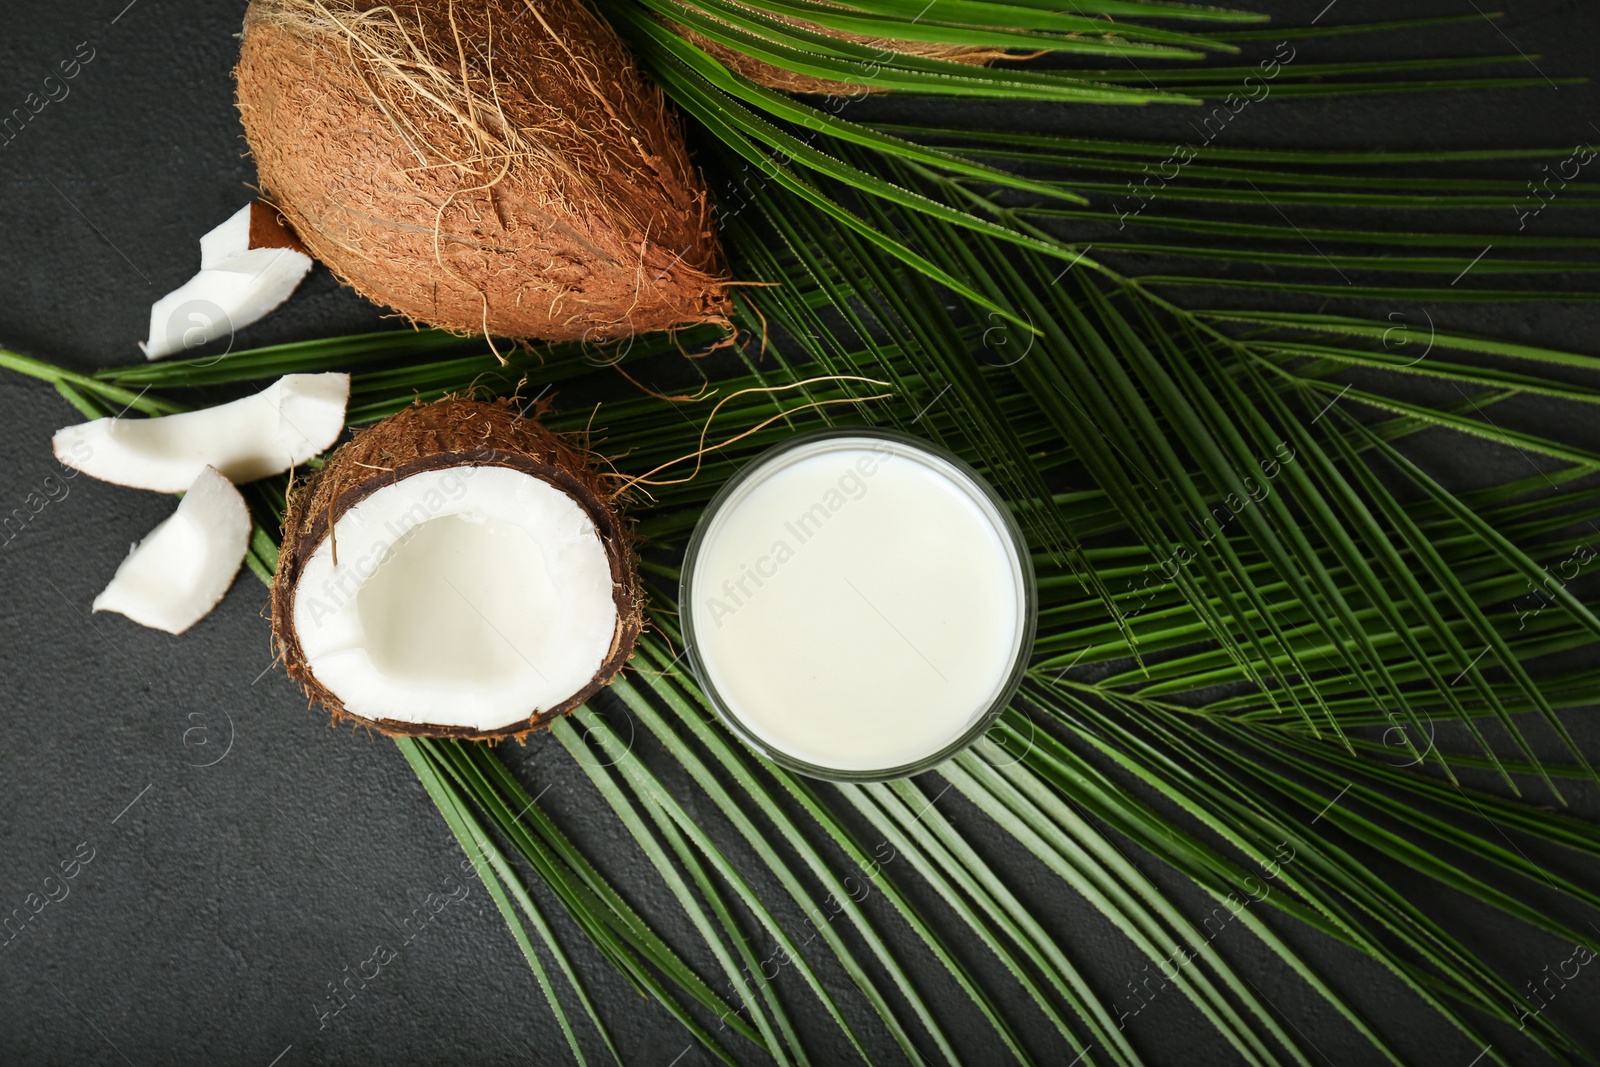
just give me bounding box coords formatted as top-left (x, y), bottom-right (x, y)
top-left (2, 1), bottom-right (1599, 1064)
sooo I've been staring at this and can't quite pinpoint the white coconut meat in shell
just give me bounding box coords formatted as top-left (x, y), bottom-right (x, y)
top-left (289, 466), bottom-right (621, 732)
top-left (93, 466), bottom-right (251, 634)
top-left (53, 372), bottom-right (348, 493)
top-left (272, 398), bottom-right (643, 739)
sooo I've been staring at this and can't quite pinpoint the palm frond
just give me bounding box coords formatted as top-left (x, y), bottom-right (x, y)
top-left (7, 3), bottom-right (1600, 1063)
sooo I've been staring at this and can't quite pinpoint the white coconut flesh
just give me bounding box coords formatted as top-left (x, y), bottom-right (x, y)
top-left (290, 466), bottom-right (619, 731)
top-left (53, 372), bottom-right (348, 493)
top-left (93, 466), bottom-right (251, 634)
top-left (142, 203), bottom-right (314, 360)
top-left (198, 202), bottom-right (262, 268)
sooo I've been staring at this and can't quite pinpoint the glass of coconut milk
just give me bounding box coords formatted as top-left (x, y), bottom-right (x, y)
top-left (680, 429), bottom-right (1036, 781)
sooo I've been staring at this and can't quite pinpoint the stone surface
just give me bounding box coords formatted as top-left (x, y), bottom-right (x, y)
top-left (0, 1), bottom-right (1598, 1063)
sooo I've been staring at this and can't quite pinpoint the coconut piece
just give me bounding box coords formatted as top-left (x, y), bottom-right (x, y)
top-left (199, 201), bottom-right (307, 268)
top-left (53, 373), bottom-right (349, 493)
top-left (234, 0), bottom-right (730, 343)
top-left (271, 399), bottom-right (643, 739)
top-left (143, 202), bottom-right (314, 360)
top-left (141, 256), bottom-right (314, 360)
top-left (93, 466), bottom-right (251, 634)
top-left (674, 9), bottom-right (1012, 97)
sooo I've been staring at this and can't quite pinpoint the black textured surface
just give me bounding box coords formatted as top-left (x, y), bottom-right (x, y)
top-left (1, 1), bottom-right (1599, 1064)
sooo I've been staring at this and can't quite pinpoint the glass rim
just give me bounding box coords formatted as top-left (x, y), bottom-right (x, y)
top-left (678, 427), bottom-right (1038, 783)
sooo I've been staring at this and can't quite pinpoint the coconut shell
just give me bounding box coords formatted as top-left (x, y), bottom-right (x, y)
top-left (271, 398), bottom-right (643, 740)
top-left (247, 200), bottom-right (309, 255)
top-left (672, 8), bottom-right (1012, 97)
top-left (235, 0), bottom-right (730, 343)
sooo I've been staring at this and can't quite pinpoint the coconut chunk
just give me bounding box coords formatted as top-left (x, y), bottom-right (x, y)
top-left (93, 466), bottom-right (251, 634)
top-left (200, 201), bottom-right (309, 268)
top-left (53, 372), bottom-right (349, 493)
top-left (271, 399), bottom-right (642, 740)
top-left (142, 202), bottom-right (313, 360)
top-left (198, 203), bottom-right (255, 269)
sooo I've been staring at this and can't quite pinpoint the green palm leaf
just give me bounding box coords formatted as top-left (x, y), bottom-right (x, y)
top-left (7, 2), bottom-right (1600, 1063)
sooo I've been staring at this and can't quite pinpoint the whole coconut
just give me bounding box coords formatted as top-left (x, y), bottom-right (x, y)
top-left (236, 0), bottom-right (730, 342)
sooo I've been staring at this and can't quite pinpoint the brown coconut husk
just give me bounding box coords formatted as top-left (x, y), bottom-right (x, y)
top-left (673, 7), bottom-right (1013, 97)
top-left (271, 398), bottom-right (644, 741)
top-left (235, 0), bottom-right (731, 343)
top-left (247, 200), bottom-right (310, 254)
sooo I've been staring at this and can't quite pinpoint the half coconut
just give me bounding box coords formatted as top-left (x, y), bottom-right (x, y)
top-left (271, 399), bottom-right (642, 739)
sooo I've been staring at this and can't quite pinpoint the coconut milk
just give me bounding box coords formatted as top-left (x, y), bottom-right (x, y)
top-left (684, 433), bottom-right (1032, 777)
